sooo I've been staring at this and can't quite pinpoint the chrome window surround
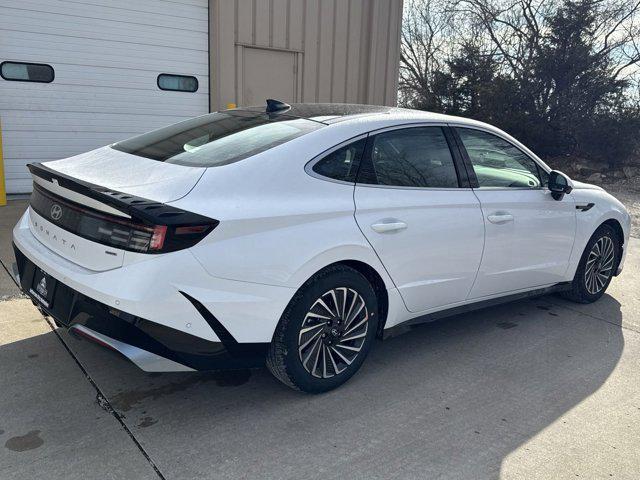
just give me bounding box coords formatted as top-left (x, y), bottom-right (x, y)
top-left (304, 133), bottom-right (370, 186)
top-left (305, 121), bottom-right (553, 193)
top-left (449, 123), bottom-right (552, 191)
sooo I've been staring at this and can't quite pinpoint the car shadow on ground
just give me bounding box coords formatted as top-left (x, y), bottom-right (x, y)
top-left (26, 292), bottom-right (621, 479)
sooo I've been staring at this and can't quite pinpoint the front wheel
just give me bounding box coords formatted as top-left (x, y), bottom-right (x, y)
top-left (562, 224), bottom-right (620, 304)
top-left (266, 265), bottom-right (379, 393)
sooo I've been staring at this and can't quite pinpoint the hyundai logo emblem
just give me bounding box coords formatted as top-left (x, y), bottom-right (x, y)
top-left (50, 204), bottom-right (63, 221)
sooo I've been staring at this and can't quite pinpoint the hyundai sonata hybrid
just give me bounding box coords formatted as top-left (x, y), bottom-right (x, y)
top-left (12, 101), bottom-right (630, 392)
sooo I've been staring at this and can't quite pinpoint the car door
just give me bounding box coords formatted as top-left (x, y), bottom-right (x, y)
top-left (354, 125), bottom-right (485, 313)
top-left (453, 127), bottom-right (577, 299)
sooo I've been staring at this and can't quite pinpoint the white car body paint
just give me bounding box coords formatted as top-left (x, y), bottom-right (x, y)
top-left (467, 187), bottom-right (577, 298)
top-left (46, 146), bottom-right (206, 203)
top-left (566, 182), bottom-right (631, 277)
top-left (354, 184), bottom-right (485, 312)
top-left (12, 105), bottom-right (631, 372)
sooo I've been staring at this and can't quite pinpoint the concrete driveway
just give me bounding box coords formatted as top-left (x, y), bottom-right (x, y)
top-left (1, 199), bottom-right (639, 479)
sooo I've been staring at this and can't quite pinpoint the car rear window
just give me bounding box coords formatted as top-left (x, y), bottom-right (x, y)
top-left (111, 111), bottom-right (324, 167)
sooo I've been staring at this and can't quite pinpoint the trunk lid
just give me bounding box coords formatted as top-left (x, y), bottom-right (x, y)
top-left (43, 146), bottom-right (205, 203)
top-left (27, 147), bottom-right (207, 271)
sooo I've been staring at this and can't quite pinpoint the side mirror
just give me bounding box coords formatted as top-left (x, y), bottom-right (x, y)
top-left (548, 170), bottom-right (573, 200)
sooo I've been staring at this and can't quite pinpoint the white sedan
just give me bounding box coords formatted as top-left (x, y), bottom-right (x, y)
top-left (12, 101), bottom-right (631, 392)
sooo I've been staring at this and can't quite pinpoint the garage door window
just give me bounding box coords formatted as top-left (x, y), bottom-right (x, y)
top-left (157, 74), bottom-right (198, 92)
top-left (1, 61), bottom-right (54, 83)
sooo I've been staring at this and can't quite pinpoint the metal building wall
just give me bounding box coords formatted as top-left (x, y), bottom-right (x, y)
top-left (209, 0), bottom-right (403, 111)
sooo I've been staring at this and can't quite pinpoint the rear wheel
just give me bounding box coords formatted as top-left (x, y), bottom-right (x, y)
top-left (266, 265), bottom-right (379, 393)
top-left (562, 224), bottom-right (620, 304)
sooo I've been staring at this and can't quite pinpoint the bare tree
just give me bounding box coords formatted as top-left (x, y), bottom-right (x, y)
top-left (592, 0), bottom-right (640, 80)
top-left (400, 0), bottom-right (640, 167)
top-left (451, 0), bottom-right (640, 83)
top-left (399, 0), bottom-right (456, 107)
top-left (452, 0), bottom-right (553, 78)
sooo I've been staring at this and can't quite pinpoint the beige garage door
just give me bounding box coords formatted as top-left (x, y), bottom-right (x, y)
top-left (242, 47), bottom-right (297, 106)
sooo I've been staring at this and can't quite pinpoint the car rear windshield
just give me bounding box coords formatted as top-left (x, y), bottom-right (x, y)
top-left (111, 110), bottom-right (324, 167)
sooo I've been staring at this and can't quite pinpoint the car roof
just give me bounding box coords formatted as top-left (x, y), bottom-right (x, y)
top-left (233, 101), bottom-right (532, 155)
top-left (238, 103), bottom-right (393, 122)
top-left (236, 102), bottom-right (548, 170)
top-left (236, 102), bottom-right (477, 125)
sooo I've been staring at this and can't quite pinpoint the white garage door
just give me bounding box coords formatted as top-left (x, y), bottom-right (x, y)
top-left (0, 0), bottom-right (209, 193)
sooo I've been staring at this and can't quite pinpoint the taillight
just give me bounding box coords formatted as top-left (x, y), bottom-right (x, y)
top-left (106, 221), bottom-right (216, 253)
top-left (149, 225), bottom-right (168, 251)
top-left (30, 184), bottom-right (218, 254)
top-left (175, 225), bottom-right (210, 235)
top-left (148, 222), bottom-right (217, 253)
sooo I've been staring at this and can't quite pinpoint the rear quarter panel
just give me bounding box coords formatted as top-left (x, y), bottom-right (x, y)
top-left (172, 126), bottom-right (396, 292)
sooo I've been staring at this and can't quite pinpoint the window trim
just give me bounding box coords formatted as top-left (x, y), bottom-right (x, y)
top-left (0, 61), bottom-right (55, 83)
top-left (157, 73), bottom-right (199, 93)
top-left (451, 124), bottom-right (550, 191)
top-left (355, 123), bottom-right (467, 191)
top-left (304, 133), bottom-right (370, 186)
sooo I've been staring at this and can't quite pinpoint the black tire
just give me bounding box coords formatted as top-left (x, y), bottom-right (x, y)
top-left (561, 224), bottom-right (620, 304)
top-left (266, 264), bottom-right (379, 393)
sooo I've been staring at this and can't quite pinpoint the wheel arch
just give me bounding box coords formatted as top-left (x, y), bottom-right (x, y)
top-left (600, 218), bottom-right (625, 275)
top-left (281, 259), bottom-right (391, 341)
top-left (568, 198), bottom-right (630, 281)
top-left (601, 218), bottom-right (624, 247)
top-left (339, 260), bottom-right (389, 338)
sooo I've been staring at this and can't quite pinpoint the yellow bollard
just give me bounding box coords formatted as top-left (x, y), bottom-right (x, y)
top-left (0, 118), bottom-right (6, 206)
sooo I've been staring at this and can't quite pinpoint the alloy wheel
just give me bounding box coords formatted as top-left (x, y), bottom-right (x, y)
top-left (297, 287), bottom-right (369, 379)
top-left (584, 235), bottom-right (615, 295)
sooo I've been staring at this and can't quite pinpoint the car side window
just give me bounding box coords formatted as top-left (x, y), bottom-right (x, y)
top-left (537, 166), bottom-right (550, 187)
top-left (312, 138), bottom-right (366, 183)
top-left (457, 128), bottom-right (543, 188)
top-left (358, 127), bottom-right (459, 188)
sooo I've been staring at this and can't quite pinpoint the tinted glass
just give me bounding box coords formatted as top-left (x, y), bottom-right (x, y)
top-left (1, 62), bottom-right (54, 83)
top-left (312, 139), bottom-right (366, 182)
top-left (359, 127), bottom-right (458, 188)
top-left (112, 111), bottom-right (323, 167)
top-left (157, 74), bottom-right (198, 92)
top-left (457, 128), bottom-right (542, 188)
top-left (537, 166), bottom-right (549, 187)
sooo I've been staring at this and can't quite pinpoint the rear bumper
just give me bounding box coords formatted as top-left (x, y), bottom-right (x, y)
top-left (12, 207), bottom-right (296, 372)
top-left (13, 209), bottom-right (293, 345)
top-left (14, 244), bottom-right (269, 371)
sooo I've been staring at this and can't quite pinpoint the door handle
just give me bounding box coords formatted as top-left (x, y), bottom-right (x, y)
top-left (487, 213), bottom-right (514, 224)
top-left (371, 221), bottom-right (408, 233)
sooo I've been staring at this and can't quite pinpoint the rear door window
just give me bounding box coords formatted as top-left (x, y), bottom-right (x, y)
top-left (112, 111), bottom-right (323, 167)
top-left (358, 127), bottom-right (459, 188)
